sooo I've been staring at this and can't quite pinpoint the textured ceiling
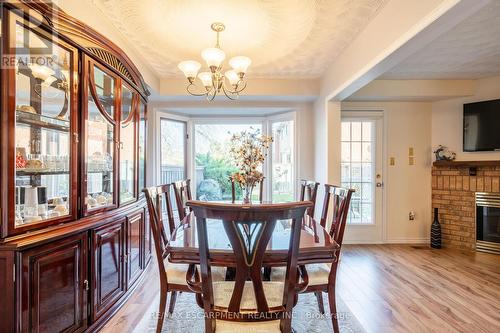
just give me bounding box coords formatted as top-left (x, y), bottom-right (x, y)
top-left (90, 0), bottom-right (387, 78)
top-left (382, 1), bottom-right (500, 80)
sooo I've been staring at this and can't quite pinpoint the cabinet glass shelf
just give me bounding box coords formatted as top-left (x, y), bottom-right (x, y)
top-left (16, 110), bottom-right (70, 132)
top-left (17, 169), bottom-right (70, 176)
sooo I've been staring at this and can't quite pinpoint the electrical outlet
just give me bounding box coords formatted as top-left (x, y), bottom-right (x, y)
top-left (409, 147), bottom-right (414, 156)
top-left (409, 211), bottom-right (416, 220)
top-left (409, 156), bottom-right (415, 166)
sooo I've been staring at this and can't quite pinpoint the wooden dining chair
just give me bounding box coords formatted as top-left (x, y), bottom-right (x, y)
top-left (299, 179), bottom-right (320, 217)
top-left (229, 176), bottom-right (265, 203)
top-left (186, 200), bottom-right (313, 333)
top-left (295, 185), bottom-right (354, 332)
top-left (270, 184), bottom-right (353, 332)
top-left (173, 179), bottom-right (192, 220)
top-left (143, 186), bottom-right (226, 333)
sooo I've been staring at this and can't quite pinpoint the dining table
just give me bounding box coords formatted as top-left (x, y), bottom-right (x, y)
top-left (166, 202), bottom-right (340, 268)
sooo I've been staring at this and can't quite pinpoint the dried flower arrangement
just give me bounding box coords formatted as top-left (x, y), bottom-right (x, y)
top-left (229, 129), bottom-right (273, 203)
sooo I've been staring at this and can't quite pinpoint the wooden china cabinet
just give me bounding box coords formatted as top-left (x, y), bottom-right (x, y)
top-left (0, 1), bottom-right (151, 332)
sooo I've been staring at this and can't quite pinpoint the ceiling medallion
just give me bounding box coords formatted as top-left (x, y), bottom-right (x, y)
top-left (178, 22), bottom-right (251, 101)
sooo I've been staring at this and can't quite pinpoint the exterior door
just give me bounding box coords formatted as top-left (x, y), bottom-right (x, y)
top-left (92, 218), bottom-right (126, 320)
top-left (20, 233), bottom-right (88, 333)
top-left (341, 114), bottom-right (384, 243)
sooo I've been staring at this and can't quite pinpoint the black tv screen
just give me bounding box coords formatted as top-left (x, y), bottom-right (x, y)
top-left (463, 99), bottom-right (500, 151)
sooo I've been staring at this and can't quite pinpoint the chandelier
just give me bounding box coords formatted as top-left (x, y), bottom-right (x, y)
top-left (177, 22), bottom-right (251, 101)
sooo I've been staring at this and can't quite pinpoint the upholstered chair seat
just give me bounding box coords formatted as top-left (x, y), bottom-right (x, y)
top-left (271, 263), bottom-right (332, 286)
top-left (212, 281), bottom-right (284, 308)
top-left (212, 281), bottom-right (284, 333)
top-left (165, 262), bottom-right (227, 285)
top-left (215, 319), bottom-right (281, 333)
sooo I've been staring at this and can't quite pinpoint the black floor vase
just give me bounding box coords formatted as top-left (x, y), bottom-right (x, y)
top-left (431, 207), bottom-right (442, 249)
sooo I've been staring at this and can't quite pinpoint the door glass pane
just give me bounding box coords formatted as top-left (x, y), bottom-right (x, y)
top-left (194, 123), bottom-right (262, 202)
top-left (86, 87), bottom-right (114, 210)
top-left (138, 102), bottom-right (146, 195)
top-left (93, 66), bottom-right (115, 118)
top-left (120, 112), bottom-right (135, 204)
top-left (121, 86), bottom-right (133, 121)
top-left (14, 21), bottom-right (72, 226)
top-left (160, 119), bottom-right (186, 184)
top-left (271, 120), bottom-right (294, 202)
top-left (341, 120), bottom-right (375, 224)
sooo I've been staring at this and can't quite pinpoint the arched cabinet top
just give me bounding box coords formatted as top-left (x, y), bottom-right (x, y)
top-left (4, 0), bottom-right (150, 99)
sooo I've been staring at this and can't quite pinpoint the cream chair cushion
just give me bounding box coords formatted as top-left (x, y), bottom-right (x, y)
top-left (215, 319), bottom-right (281, 333)
top-left (212, 281), bottom-right (284, 309)
top-left (165, 262), bottom-right (226, 285)
top-left (270, 263), bottom-right (331, 286)
top-left (212, 281), bottom-right (284, 333)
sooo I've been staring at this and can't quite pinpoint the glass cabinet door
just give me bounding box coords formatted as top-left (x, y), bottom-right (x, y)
top-left (84, 64), bottom-right (117, 212)
top-left (11, 14), bottom-right (77, 229)
top-left (119, 85), bottom-right (136, 205)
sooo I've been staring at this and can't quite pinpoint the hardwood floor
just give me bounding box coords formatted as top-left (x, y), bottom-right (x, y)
top-left (100, 245), bottom-right (500, 333)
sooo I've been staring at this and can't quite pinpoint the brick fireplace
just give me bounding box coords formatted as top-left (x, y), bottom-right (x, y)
top-left (432, 161), bottom-right (500, 250)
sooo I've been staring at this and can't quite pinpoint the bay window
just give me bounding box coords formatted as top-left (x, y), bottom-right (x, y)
top-left (156, 112), bottom-right (296, 202)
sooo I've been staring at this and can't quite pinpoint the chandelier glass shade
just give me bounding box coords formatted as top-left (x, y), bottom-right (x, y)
top-left (178, 23), bottom-right (251, 101)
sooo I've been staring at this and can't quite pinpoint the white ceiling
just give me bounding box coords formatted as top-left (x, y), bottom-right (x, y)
top-left (381, 0), bottom-right (500, 80)
top-left (90, 0), bottom-right (387, 79)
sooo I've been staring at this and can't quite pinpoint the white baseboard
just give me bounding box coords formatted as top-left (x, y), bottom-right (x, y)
top-left (343, 238), bottom-right (429, 245)
top-left (384, 238), bottom-right (429, 244)
top-left (343, 240), bottom-right (384, 244)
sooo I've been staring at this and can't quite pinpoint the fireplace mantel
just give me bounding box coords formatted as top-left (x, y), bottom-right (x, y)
top-left (433, 160), bottom-right (500, 167)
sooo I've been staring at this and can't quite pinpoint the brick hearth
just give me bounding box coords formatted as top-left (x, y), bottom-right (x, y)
top-left (432, 163), bottom-right (500, 250)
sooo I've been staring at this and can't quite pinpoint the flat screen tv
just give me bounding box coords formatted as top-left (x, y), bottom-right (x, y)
top-left (463, 99), bottom-right (500, 151)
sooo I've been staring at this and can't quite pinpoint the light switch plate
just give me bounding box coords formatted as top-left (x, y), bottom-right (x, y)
top-left (409, 147), bottom-right (414, 156)
top-left (390, 157), bottom-right (395, 166)
top-left (409, 156), bottom-right (415, 165)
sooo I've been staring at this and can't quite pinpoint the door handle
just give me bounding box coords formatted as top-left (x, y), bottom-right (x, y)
top-left (376, 182), bottom-right (384, 188)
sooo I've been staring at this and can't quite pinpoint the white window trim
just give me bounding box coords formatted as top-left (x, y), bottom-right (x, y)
top-left (154, 111), bottom-right (191, 187)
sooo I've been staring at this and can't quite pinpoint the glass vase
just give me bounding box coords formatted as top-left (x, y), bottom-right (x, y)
top-left (242, 184), bottom-right (254, 204)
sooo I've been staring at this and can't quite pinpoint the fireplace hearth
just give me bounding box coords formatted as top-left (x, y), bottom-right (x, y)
top-left (476, 192), bottom-right (500, 254)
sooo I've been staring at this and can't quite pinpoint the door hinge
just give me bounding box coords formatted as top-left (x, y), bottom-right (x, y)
top-left (186, 133), bottom-right (189, 140)
top-left (73, 132), bottom-right (79, 143)
top-left (13, 263), bottom-right (15, 283)
top-left (83, 279), bottom-right (89, 291)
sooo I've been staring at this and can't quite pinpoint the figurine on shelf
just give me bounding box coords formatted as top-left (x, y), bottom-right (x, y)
top-left (16, 148), bottom-right (27, 168)
top-left (25, 159), bottom-right (44, 170)
top-left (434, 145), bottom-right (456, 161)
top-left (16, 105), bottom-right (37, 114)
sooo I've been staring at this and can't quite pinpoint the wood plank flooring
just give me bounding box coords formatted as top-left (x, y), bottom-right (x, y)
top-left (100, 245), bottom-right (500, 333)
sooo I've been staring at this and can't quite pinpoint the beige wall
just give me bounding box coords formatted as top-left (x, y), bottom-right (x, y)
top-left (342, 101), bottom-right (433, 242)
top-left (431, 75), bottom-right (500, 160)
